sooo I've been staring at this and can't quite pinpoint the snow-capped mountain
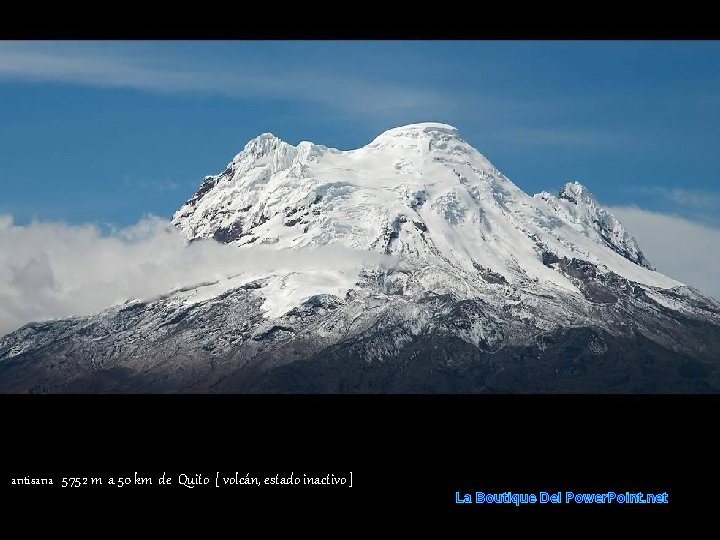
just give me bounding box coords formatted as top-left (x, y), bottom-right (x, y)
top-left (2, 123), bottom-right (719, 393)
top-left (174, 123), bottom-right (658, 286)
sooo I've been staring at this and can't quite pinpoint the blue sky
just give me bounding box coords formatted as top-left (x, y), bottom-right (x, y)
top-left (1, 41), bottom-right (719, 227)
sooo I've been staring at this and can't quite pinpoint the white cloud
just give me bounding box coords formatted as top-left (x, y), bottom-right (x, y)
top-left (0, 215), bottom-right (392, 337)
top-left (609, 206), bottom-right (720, 300)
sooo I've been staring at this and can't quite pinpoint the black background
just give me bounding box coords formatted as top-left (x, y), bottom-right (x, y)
top-left (2, 395), bottom-right (714, 526)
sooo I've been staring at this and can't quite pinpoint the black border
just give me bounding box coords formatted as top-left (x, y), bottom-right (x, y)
top-left (2, 394), bottom-right (715, 523)
top-left (1, 6), bottom-right (718, 39)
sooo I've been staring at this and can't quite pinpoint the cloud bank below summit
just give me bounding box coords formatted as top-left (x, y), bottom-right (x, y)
top-left (0, 215), bottom-right (392, 337)
top-left (607, 207), bottom-right (720, 301)
top-left (1, 205), bottom-right (718, 337)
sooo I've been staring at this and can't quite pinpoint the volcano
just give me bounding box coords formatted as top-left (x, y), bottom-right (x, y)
top-left (2, 123), bottom-right (719, 393)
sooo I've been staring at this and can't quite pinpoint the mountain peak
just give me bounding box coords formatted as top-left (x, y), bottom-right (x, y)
top-left (559, 181), bottom-right (596, 206)
top-left (368, 122), bottom-right (461, 150)
top-left (232, 132), bottom-right (293, 163)
top-left (536, 181), bottom-right (654, 270)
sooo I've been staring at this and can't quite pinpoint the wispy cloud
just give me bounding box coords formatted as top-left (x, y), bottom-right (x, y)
top-left (489, 126), bottom-right (631, 148)
top-left (0, 42), bottom-right (452, 119)
top-left (654, 187), bottom-right (720, 210)
top-left (624, 186), bottom-right (720, 210)
top-left (123, 175), bottom-right (180, 192)
top-left (608, 206), bottom-right (720, 300)
top-left (0, 42), bottom-right (632, 150)
top-left (620, 186), bottom-right (720, 226)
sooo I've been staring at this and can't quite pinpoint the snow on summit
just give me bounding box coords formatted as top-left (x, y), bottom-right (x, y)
top-left (173, 121), bottom-right (677, 311)
top-left (367, 122), bottom-right (460, 148)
